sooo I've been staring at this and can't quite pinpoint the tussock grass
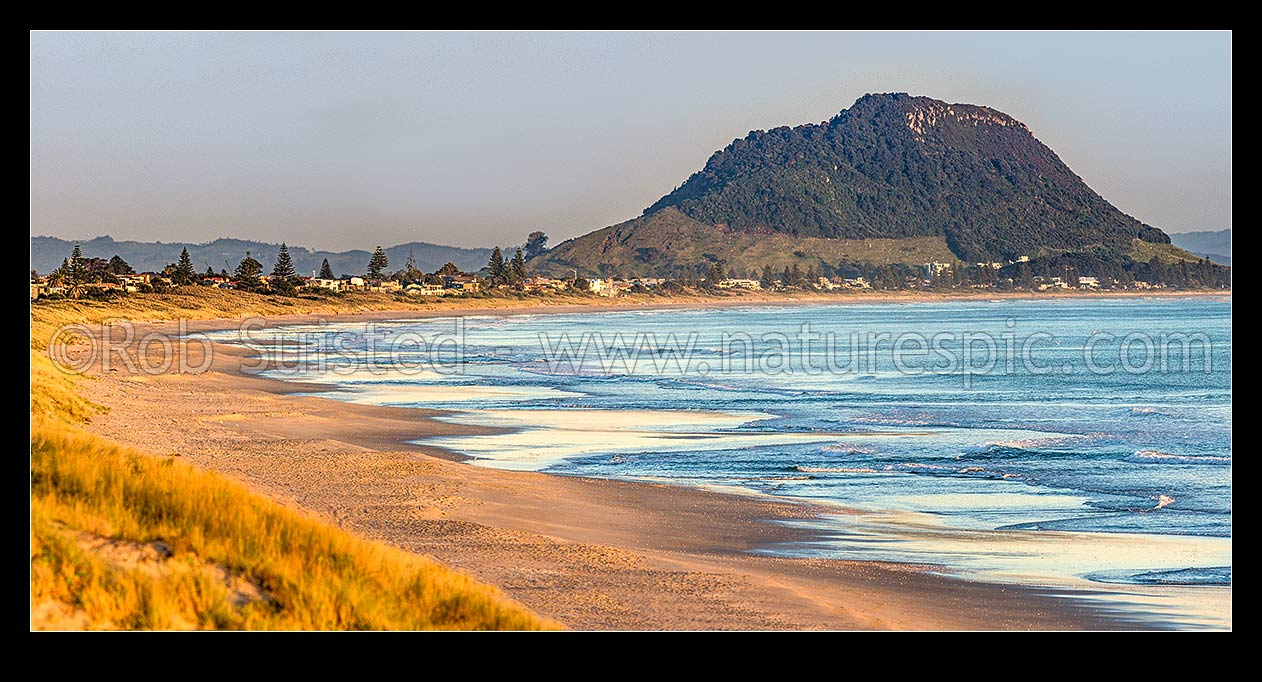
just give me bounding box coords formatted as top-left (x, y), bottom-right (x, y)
top-left (31, 419), bottom-right (551, 630)
top-left (30, 288), bottom-right (558, 630)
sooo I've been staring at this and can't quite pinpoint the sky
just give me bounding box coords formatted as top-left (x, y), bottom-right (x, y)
top-left (30, 31), bottom-right (1232, 251)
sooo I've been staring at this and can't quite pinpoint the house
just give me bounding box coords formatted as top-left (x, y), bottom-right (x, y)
top-left (1035, 276), bottom-right (1068, 291)
top-left (587, 278), bottom-right (614, 296)
top-left (347, 277), bottom-right (366, 290)
top-left (717, 278), bottom-right (762, 290)
top-left (816, 277), bottom-right (841, 291)
top-left (924, 262), bottom-right (952, 277)
top-left (843, 277), bottom-right (871, 289)
top-left (1078, 276), bottom-right (1099, 289)
top-left (977, 262), bottom-right (1003, 270)
top-left (369, 280), bottom-right (402, 293)
top-left (405, 282), bottom-right (447, 296)
top-left (522, 276), bottom-right (569, 292)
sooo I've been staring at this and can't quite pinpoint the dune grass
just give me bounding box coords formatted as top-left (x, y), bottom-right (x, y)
top-left (31, 418), bottom-right (551, 630)
top-left (30, 289), bottom-right (558, 630)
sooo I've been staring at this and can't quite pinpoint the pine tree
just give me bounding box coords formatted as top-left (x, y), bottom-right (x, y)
top-left (271, 243), bottom-right (297, 280)
top-left (233, 252), bottom-right (265, 292)
top-left (704, 261), bottom-right (725, 288)
top-left (268, 243), bottom-right (299, 295)
top-left (367, 246), bottom-right (389, 279)
top-left (205, 266), bottom-right (217, 280)
top-left (788, 263), bottom-right (802, 288)
top-left (510, 248), bottom-right (527, 283)
top-left (67, 246), bottom-right (85, 297)
top-left (761, 264), bottom-right (777, 289)
top-left (172, 247), bottom-right (197, 286)
top-left (487, 247), bottom-right (506, 284)
top-left (319, 258), bottom-right (335, 280)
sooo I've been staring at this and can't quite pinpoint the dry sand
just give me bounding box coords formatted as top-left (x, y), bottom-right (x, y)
top-left (62, 297), bottom-right (1199, 630)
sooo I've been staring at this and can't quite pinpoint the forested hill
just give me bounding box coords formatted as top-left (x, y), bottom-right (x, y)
top-left (642, 93), bottom-right (1169, 262)
top-left (31, 236), bottom-right (492, 277)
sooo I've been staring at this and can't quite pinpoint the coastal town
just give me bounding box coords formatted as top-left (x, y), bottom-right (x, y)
top-left (31, 239), bottom-right (1200, 303)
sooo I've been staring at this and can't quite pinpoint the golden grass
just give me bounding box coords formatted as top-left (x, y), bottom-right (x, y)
top-left (31, 418), bottom-right (552, 630)
top-left (30, 288), bottom-right (559, 630)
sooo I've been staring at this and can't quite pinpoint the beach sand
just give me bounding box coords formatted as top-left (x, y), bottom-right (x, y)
top-left (60, 299), bottom-right (1204, 630)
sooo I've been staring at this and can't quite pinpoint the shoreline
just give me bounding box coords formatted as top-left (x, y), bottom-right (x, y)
top-left (62, 295), bottom-right (1229, 629)
top-left (113, 288), bottom-right (1229, 337)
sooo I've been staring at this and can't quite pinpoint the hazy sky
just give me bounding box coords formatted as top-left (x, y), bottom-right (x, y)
top-left (30, 31), bottom-right (1231, 250)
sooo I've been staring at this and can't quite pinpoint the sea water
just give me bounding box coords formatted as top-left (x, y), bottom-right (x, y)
top-left (216, 297), bottom-right (1231, 626)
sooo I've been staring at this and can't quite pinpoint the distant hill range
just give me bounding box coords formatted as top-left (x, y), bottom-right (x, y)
top-left (1169, 229), bottom-right (1231, 266)
top-left (30, 236), bottom-right (492, 278)
top-left (533, 93), bottom-right (1195, 278)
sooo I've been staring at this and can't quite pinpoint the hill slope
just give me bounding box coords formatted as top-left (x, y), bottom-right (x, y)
top-left (31, 236), bottom-right (492, 277)
top-left (536, 93), bottom-right (1173, 275)
top-left (1169, 229), bottom-right (1231, 265)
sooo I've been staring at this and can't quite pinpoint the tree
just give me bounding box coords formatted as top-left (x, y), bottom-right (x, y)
top-left (271, 243), bottom-right (297, 280)
top-left (510, 248), bottom-right (527, 283)
top-left (760, 264), bottom-right (777, 289)
top-left (788, 263), bottom-right (803, 288)
top-left (269, 243), bottom-right (300, 296)
top-left (436, 262), bottom-right (462, 277)
top-left (703, 261), bottom-right (725, 288)
top-left (108, 255), bottom-right (135, 275)
top-left (487, 247), bottom-right (506, 284)
top-left (318, 258), bottom-right (335, 280)
top-left (170, 247), bottom-right (197, 286)
top-left (67, 245), bottom-right (86, 298)
top-left (402, 247), bottom-right (422, 283)
top-left (367, 246), bottom-right (389, 279)
top-left (205, 265), bottom-right (217, 280)
top-left (524, 231), bottom-right (549, 259)
top-left (233, 252), bottom-right (265, 292)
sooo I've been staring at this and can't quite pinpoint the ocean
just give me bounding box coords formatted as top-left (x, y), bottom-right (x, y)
top-left (214, 296), bottom-right (1232, 626)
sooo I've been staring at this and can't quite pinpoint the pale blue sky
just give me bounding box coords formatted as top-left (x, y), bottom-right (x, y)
top-left (30, 31), bottom-right (1231, 250)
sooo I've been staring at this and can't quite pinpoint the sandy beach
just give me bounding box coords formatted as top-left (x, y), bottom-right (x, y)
top-left (58, 293), bottom-right (1229, 630)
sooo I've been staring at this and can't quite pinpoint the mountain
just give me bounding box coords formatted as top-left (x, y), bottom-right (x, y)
top-left (1169, 229), bottom-right (1231, 266)
top-left (534, 93), bottom-right (1181, 277)
top-left (30, 236), bottom-right (492, 278)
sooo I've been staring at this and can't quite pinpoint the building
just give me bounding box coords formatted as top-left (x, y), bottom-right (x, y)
top-left (588, 278), bottom-right (614, 296)
top-left (924, 262), bottom-right (953, 277)
top-left (843, 277), bottom-right (871, 289)
top-left (1078, 276), bottom-right (1099, 289)
top-left (404, 283), bottom-right (447, 296)
top-left (369, 280), bottom-right (402, 293)
top-left (717, 278), bottom-right (762, 290)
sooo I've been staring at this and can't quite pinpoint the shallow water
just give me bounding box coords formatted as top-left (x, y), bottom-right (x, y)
top-left (217, 296), bottom-right (1232, 628)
